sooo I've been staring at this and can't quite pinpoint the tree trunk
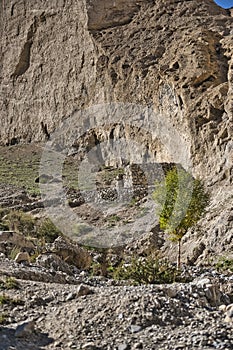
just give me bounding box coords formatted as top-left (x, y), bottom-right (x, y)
top-left (177, 239), bottom-right (181, 270)
top-left (100, 250), bottom-right (108, 277)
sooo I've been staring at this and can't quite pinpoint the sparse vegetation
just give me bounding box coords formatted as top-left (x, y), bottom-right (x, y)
top-left (0, 294), bottom-right (23, 306)
top-left (87, 247), bottom-right (188, 285)
top-left (1, 210), bottom-right (63, 245)
top-left (0, 144), bottom-right (86, 197)
top-left (89, 248), bottom-right (109, 277)
top-left (0, 313), bottom-right (7, 325)
top-left (0, 277), bottom-right (19, 290)
top-left (0, 145), bottom-right (41, 196)
top-left (137, 206), bottom-right (150, 218)
top-left (105, 214), bottom-right (121, 227)
top-left (3, 210), bottom-right (36, 235)
top-left (98, 166), bottom-right (125, 184)
top-left (0, 209), bottom-right (66, 262)
top-left (128, 197), bottom-right (139, 207)
top-left (37, 218), bottom-right (63, 243)
top-left (215, 256), bottom-right (233, 273)
top-left (63, 156), bottom-right (80, 190)
top-left (113, 256), bottom-right (184, 285)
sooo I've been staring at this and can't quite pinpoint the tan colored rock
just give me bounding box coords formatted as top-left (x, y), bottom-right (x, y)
top-left (15, 251), bottom-right (30, 263)
top-left (225, 304), bottom-right (233, 323)
top-left (87, 0), bottom-right (152, 32)
top-left (51, 236), bottom-right (92, 269)
top-left (0, 0), bottom-right (97, 145)
top-left (15, 320), bottom-right (35, 338)
top-left (77, 284), bottom-right (92, 297)
top-left (219, 304), bottom-right (227, 312)
top-left (35, 253), bottom-right (74, 274)
top-left (0, 0), bottom-right (232, 258)
top-left (0, 231), bottom-right (35, 250)
top-left (165, 287), bottom-right (177, 299)
top-left (219, 303), bottom-right (233, 323)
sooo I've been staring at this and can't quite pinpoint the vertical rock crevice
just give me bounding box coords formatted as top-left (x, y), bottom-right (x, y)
top-left (12, 41), bottom-right (32, 77)
top-left (11, 15), bottom-right (42, 78)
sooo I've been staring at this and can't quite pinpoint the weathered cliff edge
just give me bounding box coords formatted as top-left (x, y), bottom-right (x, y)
top-left (0, 0), bottom-right (232, 261)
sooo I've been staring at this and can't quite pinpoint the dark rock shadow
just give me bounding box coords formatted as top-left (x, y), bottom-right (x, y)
top-left (0, 326), bottom-right (54, 350)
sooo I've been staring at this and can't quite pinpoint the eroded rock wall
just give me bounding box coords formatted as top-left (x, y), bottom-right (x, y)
top-left (0, 0), bottom-right (232, 258)
top-left (0, 0), bottom-right (98, 144)
top-left (84, 0), bottom-right (233, 259)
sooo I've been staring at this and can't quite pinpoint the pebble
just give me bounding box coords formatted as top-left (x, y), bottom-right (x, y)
top-left (225, 304), bottom-right (233, 323)
top-left (118, 344), bottom-right (130, 350)
top-left (77, 284), bottom-right (92, 297)
top-left (66, 292), bottom-right (76, 301)
top-left (82, 342), bottom-right (99, 349)
top-left (130, 325), bottom-right (142, 333)
top-left (132, 342), bottom-right (143, 349)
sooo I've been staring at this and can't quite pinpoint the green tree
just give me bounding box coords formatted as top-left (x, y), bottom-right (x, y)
top-left (152, 167), bottom-right (209, 269)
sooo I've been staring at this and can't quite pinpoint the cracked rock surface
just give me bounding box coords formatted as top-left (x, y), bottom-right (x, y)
top-left (0, 1), bottom-right (233, 348)
top-left (0, 0), bottom-right (232, 259)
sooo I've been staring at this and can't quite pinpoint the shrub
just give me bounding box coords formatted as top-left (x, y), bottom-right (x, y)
top-left (89, 248), bottom-right (109, 277)
top-left (0, 313), bottom-right (7, 325)
top-left (0, 208), bottom-right (10, 230)
top-left (37, 218), bottom-right (63, 243)
top-left (215, 256), bottom-right (233, 273)
top-left (113, 256), bottom-right (182, 285)
top-left (0, 277), bottom-right (19, 290)
top-left (0, 294), bottom-right (23, 306)
top-left (3, 210), bottom-right (35, 235)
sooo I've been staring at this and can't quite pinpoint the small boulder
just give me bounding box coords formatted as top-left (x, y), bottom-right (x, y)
top-left (219, 303), bottom-right (233, 323)
top-left (15, 320), bottom-right (35, 338)
top-left (36, 253), bottom-right (73, 274)
top-left (118, 343), bottom-right (130, 350)
top-left (15, 251), bottom-right (30, 263)
top-left (0, 231), bottom-right (34, 250)
top-left (77, 284), bottom-right (92, 297)
top-left (51, 236), bottom-right (92, 269)
top-left (219, 304), bottom-right (227, 312)
top-left (225, 304), bottom-right (233, 323)
top-left (130, 325), bottom-right (142, 333)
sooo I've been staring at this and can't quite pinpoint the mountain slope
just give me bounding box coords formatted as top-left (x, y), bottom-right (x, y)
top-left (0, 0), bottom-right (232, 260)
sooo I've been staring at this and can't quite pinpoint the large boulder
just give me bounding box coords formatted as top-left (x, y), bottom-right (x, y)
top-left (50, 236), bottom-right (92, 269)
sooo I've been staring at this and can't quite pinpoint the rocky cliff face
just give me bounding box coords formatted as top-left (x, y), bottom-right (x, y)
top-left (0, 0), bottom-right (232, 260)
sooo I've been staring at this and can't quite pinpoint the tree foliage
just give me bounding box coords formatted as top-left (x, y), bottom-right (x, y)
top-left (153, 167), bottom-right (210, 267)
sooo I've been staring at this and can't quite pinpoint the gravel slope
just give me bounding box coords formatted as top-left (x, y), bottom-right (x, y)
top-left (0, 257), bottom-right (232, 350)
